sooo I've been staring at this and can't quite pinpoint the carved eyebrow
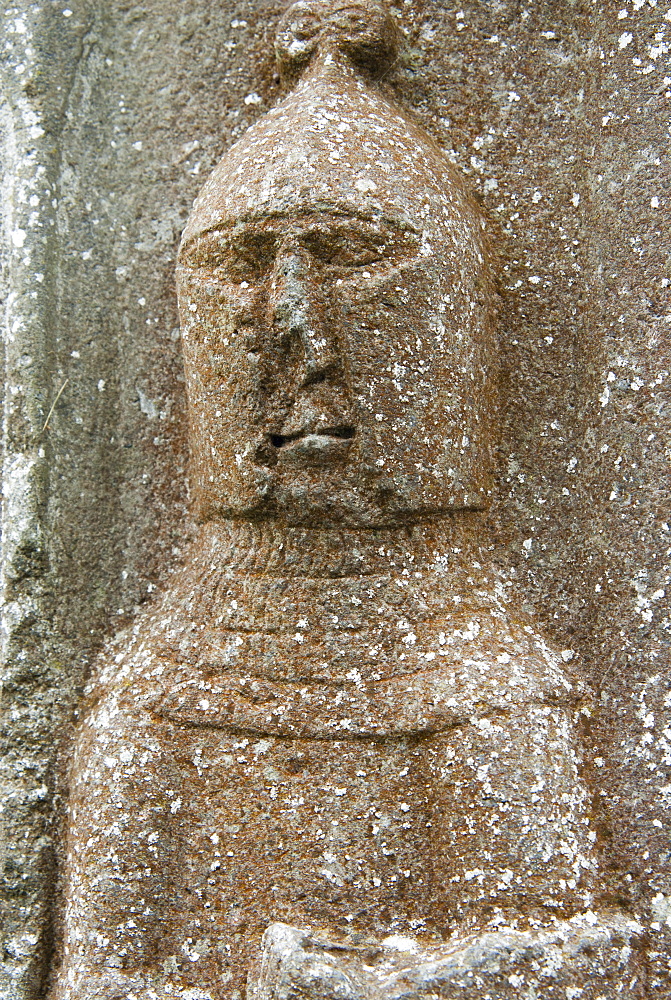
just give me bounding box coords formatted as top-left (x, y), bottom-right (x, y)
top-left (179, 219), bottom-right (421, 274)
top-left (178, 232), bottom-right (225, 266)
top-left (293, 214), bottom-right (421, 244)
top-left (179, 212), bottom-right (420, 259)
top-left (180, 228), bottom-right (421, 280)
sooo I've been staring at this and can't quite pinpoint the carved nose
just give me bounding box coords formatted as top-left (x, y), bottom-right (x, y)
top-left (270, 254), bottom-right (337, 386)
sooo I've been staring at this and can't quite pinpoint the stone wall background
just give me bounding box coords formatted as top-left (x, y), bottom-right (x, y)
top-left (0, 1), bottom-right (669, 997)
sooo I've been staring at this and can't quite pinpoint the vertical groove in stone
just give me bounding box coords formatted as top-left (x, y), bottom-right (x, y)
top-left (0, 5), bottom-right (91, 997)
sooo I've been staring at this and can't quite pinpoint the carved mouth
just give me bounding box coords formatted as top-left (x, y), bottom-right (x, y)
top-left (267, 425), bottom-right (356, 468)
top-left (270, 425), bottom-right (356, 449)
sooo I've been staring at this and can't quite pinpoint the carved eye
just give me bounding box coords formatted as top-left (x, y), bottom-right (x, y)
top-left (183, 233), bottom-right (278, 284)
top-left (301, 228), bottom-right (420, 273)
top-left (223, 235), bottom-right (278, 282)
top-left (301, 231), bottom-right (385, 268)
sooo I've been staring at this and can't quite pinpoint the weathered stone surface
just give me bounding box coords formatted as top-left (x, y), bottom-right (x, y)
top-left (178, 5), bottom-right (497, 525)
top-left (46, 3), bottom-right (652, 997)
top-left (53, 524), bottom-right (603, 997)
top-left (1, 1), bottom-right (669, 999)
top-left (1, 4), bottom-right (191, 996)
top-left (248, 918), bottom-right (646, 1000)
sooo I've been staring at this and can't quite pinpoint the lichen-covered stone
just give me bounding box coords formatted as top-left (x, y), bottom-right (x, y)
top-left (54, 523), bottom-right (603, 998)
top-left (50, 5), bottom-right (646, 998)
top-left (2, 2), bottom-right (670, 999)
top-left (248, 918), bottom-right (647, 1000)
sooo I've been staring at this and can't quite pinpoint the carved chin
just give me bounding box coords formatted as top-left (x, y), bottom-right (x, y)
top-left (197, 455), bottom-right (482, 529)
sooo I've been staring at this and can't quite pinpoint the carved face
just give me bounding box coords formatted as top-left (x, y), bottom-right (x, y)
top-left (177, 56), bottom-right (496, 527)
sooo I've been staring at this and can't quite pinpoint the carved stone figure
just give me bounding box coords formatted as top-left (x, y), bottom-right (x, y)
top-left (53, 4), bottom-right (643, 999)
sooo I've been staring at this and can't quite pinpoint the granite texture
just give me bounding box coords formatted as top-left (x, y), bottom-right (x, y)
top-left (1, 1), bottom-right (669, 998)
top-left (247, 919), bottom-right (646, 1000)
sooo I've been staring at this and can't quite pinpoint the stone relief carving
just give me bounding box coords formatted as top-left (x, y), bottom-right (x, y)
top-left (53, 3), bottom-right (644, 998)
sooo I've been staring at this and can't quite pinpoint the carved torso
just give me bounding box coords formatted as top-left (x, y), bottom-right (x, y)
top-left (56, 523), bottom-right (596, 999)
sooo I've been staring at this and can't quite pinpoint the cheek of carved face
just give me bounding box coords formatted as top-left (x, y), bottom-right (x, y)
top-left (177, 215), bottom-right (495, 527)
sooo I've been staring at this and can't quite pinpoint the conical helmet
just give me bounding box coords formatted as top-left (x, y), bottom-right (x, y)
top-left (178, 1), bottom-right (497, 528)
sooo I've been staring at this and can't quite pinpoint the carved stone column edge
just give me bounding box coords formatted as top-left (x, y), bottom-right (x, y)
top-left (1, 5), bottom-right (95, 998)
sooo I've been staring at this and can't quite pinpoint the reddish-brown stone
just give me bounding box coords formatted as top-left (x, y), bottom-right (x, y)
top-left (50, 4), bottom-right (653, 999)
